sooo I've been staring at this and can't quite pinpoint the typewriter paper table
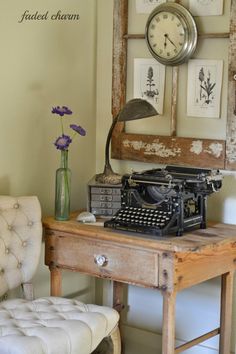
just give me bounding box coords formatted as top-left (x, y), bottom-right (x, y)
top-left (44, 217), bottom-right (236, 354)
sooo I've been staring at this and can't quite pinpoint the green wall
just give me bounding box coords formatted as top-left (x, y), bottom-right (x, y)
top-left (0, 0), bottom-right (97, 300)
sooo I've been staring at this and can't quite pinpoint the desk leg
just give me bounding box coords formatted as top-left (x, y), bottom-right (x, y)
top-left (50, 266), bottom-right (62, 296)
top-left (162, 291), bottom-right (176, 354)
top-left (219, 271), bottom-right (234, 354)
top-left (113, 281), bottom-right (125, 354)
top-left (113, 281), bottom-right (125, 313)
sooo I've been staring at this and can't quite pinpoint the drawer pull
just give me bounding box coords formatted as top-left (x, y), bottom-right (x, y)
top-left (94, 254), bottom-right (108, 267)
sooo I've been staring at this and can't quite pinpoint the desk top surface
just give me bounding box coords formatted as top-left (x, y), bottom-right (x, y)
top-left (43, 215), bottom-right (236, 254)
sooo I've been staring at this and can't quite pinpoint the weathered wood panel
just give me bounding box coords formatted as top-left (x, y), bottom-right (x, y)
top-left (44, 218), bottom-right (236, 354)
top-left (175, 328), bottom-right (220, 353)
top-left (44, 218), bottom-right (236, 254)
top-left (49, 232), bottom-right (159, 288)
top-left (226, 0), bottom-right (236, 169)
top-left (173, 242), bottom-right (236, 291)
top-left (123, 32), bottom-right (230, 40)
top-left (112, 0), bottom-right (128, 117)
top-left (219, 272), bottom-right (234, 354)
top-left (112, 132), bottom-right (225, 168)
top-left (111, 0), bottom-right (236, 169)
top-left (170, 66), bottom-right (178, 137)
top-left (111, 0), bottom-right (128, 158)
top-left (162, 291), bottom-right (176, 354)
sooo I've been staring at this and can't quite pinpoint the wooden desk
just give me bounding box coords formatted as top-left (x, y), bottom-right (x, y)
top-left (43, 216), bottom-right (236, 354)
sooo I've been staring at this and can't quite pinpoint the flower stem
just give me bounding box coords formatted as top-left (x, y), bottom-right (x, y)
top-left (60, 117), bottom-right (64, 135)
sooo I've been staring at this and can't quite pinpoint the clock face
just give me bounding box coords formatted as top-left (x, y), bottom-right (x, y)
top-left (147, 11), bottom-right (186, 61)
top-left (145, 3), bottom-right (197, 66)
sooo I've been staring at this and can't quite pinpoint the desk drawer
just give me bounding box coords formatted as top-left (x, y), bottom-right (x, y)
top-left (56, 235), bottom-right (159, 287)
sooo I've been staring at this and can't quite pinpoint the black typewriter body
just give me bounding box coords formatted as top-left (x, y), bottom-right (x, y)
top-left (104, 165), bottom-right (222, 237)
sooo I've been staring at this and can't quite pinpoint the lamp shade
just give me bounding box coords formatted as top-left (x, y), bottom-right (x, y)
top-left (118, 98), bottom-right (158, 122)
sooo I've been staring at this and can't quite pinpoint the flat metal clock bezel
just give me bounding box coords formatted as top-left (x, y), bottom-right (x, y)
top-left (145, 3), bottom-right (198, 66)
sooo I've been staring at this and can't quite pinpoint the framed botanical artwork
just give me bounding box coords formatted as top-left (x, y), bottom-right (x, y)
top-left (133, 58), bottom-right (165, 114)
top-left (187, 59), bottom-right (223, 118)
top-left (135, 0), bottom-right (166, 14)
top-left (189, 0), bottom-right (224, 16)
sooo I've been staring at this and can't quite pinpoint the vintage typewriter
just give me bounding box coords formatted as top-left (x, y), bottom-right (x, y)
top-left (104, 165), bottom-right (222, 236)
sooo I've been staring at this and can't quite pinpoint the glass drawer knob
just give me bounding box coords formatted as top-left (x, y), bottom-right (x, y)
top-left (94, 255), bottom-right (108, 267)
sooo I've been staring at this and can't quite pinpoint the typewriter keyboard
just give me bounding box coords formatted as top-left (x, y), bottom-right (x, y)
top-left (104, 206), bottom-right (177, 236)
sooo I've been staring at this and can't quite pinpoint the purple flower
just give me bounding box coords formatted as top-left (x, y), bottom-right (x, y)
top-left (52, 106), bottom-right (72, 116)
top-left (51, 106), bottom-right (86, 152)
top-left (54, 134), bottom-right (72, 150)
top-left (70, 124), bottom-right (86, 136)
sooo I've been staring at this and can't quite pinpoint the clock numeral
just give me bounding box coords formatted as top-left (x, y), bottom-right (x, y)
top-left (150, 34), bottom-right (154, 38)
top-left (159, 49), bottom-right (163, 54)
top-left (163, 14), bottom-right (168, 19)
top-left (155, 16), bottom-right (160, 22)
top-left (179, 33), bottom-right (184, 37)
top-left (167, 52), bottom-right (170, 57)
top-left (153, 43), bottom-right (157, 48)
top-left (151, 24), bottom-right (155, 30)
top-left (174, 48), bottom-right (178, 54)
top-left (177, 22), bottom-right (181, 27)
top-left (171, 16), bottom-right (175, 21)
top-left (179, 42), bottom-right (183, 46)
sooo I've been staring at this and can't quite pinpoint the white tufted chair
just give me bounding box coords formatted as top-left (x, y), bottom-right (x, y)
top-left (0, 196), bottom-right (121, 354)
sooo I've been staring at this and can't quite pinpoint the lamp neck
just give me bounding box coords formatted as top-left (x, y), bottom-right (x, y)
top-left (104, 114), bottom-right (119, 173)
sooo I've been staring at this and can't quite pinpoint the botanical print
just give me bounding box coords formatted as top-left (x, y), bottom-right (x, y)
top-left (189, 0), bottom-right (223, 16)
top-left (133, 58), bottom-right (165, 114)
top-left (198, 67), bottom-right (215, 105)
top-left (136, 0), bottom-right (166, 14)
top-left (187, 59), bottom-right (223, 118)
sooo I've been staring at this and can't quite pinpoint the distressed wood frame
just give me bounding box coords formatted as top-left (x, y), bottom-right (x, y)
top-left (111, 0), bottom-right (236, 170)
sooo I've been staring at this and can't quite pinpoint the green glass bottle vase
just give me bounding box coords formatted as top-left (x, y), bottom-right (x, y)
top-left (55, 150), bottom-right (71, 221)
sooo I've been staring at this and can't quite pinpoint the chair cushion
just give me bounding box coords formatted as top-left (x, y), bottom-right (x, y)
top-left (0, 297), bottom-right (119, 354)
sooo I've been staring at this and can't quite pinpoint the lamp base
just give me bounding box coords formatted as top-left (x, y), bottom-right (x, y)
top-left (95, 172), bottom-right (122, 185)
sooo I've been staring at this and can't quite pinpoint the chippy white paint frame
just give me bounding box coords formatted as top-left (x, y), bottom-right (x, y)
top-left (189, 0), bottom-right (223, 16)
top-left (187, 59), bottom-right (223, 118)
top-left (122, 137), bottom-right (224, 160)
top-left (135, 0), bottom-right (166, 14)
top-left (133, 58), bottom-right (165, 114)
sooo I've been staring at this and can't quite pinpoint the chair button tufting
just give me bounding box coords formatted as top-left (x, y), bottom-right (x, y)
top-left (0, 268), bottom-right (5, 275)
top-left (28, 221), bottom-right (33, 227)
top-left (17, 262), bottom-right (22, 269)
top-left (22, 241), bottom-right (27, 247)
top-left (14, 203), bottom-right (19, 209)
top-left (5, 248), bottom-right (10, 254)
top-left (8, 225), bottom-right (13, 231)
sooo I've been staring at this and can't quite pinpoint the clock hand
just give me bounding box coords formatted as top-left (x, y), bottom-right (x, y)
top-left (165, 34), bottom-right (177, 49)
top-left (164, 34), bottom-right (167, 49)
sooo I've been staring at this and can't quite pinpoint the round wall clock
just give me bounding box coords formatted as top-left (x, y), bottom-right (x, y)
top-left (145, 3), bottom-right (198, 66)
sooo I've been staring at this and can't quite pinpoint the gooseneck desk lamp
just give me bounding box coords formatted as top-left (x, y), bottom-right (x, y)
top-left (95, 98), bottom-right (158, 185)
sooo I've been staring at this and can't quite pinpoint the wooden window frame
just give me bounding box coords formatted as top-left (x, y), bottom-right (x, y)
top-left (111, 0), bottom-right (236, 170)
